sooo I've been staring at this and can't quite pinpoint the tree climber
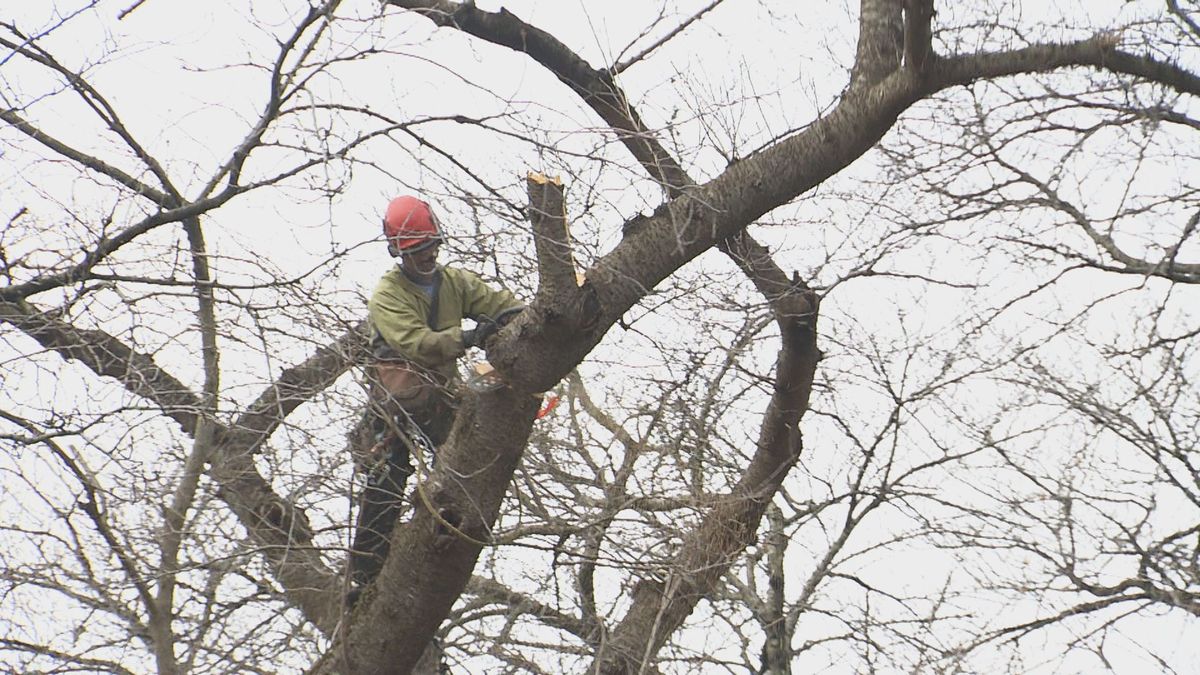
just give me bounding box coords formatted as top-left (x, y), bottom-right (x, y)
top-left (347, 195), bottom-right (524, 598)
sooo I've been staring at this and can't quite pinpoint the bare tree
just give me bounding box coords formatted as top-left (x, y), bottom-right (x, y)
top-left (2, 1), bottom-right (1198, 673)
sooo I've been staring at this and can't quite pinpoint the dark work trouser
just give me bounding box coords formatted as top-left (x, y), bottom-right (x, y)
top-left (349, 431), bottom-right (415, 588)
top-left (348, 369), bottom-right (454, 589)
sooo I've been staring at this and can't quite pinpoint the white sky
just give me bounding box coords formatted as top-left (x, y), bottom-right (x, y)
top-left (2, 1), bottom-right (1197, 673)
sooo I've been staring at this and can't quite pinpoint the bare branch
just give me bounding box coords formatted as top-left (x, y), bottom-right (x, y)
top-left (612, 0), bottom-right (727, 76)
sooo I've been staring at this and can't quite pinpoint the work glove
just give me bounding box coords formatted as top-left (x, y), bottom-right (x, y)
top-left (462, 318), bottom-right (499, 350)
top-left (461, 326), bottom-right (484, 350)
top-left (462, 306), bottom-right (525, 349)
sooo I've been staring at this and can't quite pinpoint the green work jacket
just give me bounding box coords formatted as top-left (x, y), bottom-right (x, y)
top-left (368, 264), bottom-right (522, 377)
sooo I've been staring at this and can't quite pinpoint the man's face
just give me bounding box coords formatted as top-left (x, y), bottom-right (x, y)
top-left (400, 241), bottom-right (440, 279)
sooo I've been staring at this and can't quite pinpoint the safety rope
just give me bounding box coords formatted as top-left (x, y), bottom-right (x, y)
top-left (380, 401), bottom-right (494, 548)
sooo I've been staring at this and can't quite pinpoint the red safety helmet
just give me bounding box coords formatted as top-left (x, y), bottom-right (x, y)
top-left (383, 196), bottom-right (443, 254)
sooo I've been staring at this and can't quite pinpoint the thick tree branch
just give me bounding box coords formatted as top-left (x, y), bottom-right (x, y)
top-left (851, 0), bottom-right (904, 87)
top-left (903, 0), bottom-right (935, 72)
top-left (934, 39), bottom-right (1200, 97)
top-left (720, 231), bottom-right (811, 314)
top-left (528, 173), bottom-right (578, 301)
top-left (0, 299), bottom-right (347, 634)
top-left (0, 300), bottom-right (204, 434)
top-left (385, 0), bottom-right (692, 194)
top-left (223, 321), bottom-right (369, 455)
top-left (593, 248), bottom-right (819, 675)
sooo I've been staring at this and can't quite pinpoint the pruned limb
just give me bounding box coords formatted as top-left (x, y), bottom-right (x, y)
top-left (488, 176), bottom-right (602, 392)
top-left (527, 173), bottom-right (577, 300)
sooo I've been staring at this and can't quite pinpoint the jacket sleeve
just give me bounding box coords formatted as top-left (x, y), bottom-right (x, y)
top-left (456, 269), bottom-right (524, 320)
top-left (369, 282), bottom-right (465, 369)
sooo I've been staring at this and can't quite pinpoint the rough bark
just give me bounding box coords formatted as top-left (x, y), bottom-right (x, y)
top-left (312, 387), bottom-right (541, 674)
